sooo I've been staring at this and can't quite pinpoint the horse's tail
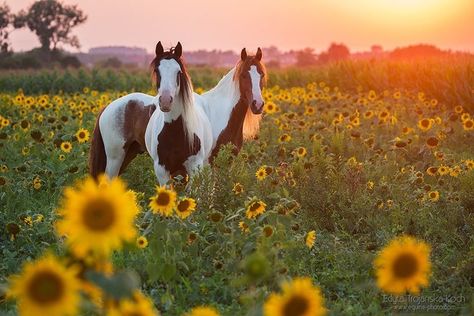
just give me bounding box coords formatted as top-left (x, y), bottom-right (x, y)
top-left (89, 110), bottom-right (107, 179)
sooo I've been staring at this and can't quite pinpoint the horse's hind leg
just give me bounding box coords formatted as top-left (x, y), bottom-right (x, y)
top-left (105, 154), bottom-right (125, 178)
top-left (103, 143), bottom-right (126, 178)
top-left (119, 142), bottom-right (142, 175)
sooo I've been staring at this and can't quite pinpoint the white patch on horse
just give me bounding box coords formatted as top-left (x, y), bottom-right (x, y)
top-left (193, 68), bottom-right (240, 146)
top-left (249, 65), bottom-right (264, 108)
top-left (153, 162), bottom-right (170, 185)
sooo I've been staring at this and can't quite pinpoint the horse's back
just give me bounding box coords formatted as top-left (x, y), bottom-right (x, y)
top-left (99, 93), bottom-right (155, 157)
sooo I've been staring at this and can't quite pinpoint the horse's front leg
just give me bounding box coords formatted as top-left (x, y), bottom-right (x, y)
top-left (183, 154), bottom-right (204, 189)
top-left (153, 160), bottom-right (170, 186)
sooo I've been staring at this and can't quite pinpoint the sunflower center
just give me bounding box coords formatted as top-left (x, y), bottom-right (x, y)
top-left (78, 132), bottom-right (85, 138)
top-left (249, 202), bottom-right (261, 213)
top-left (177, 200), bottom-right (190, 213)
top-left (156, 192), bottom-right (170, 206)
top-left (392, 253), bottom-right (418, 279)
top-left (283, 295), bottom-right (309, 316)
top-left (83, 199), bottom-right (116, 231)
top-left (28, 271), bottom-right (64, 304)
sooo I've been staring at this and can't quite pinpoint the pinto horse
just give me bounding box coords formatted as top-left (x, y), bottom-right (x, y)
top-left (89, 42), bottom-right (212, 184)
top-left (144, 44), bottom-right (212, 185)
top-left (194, 48), bottom-right (266, 161)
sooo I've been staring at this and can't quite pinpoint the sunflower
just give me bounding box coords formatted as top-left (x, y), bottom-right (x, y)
top-left (426, 167), bottom-right (438, 176)
top-left (454, 105), bottom-right (463, 113)
top-left (417, 118), bottom-right (432, 131)
top-left (305, 231), bottom-right (316, 249)
top-left (363, 111), bottom-right (374, 119)
top-left (176, 197), bottom-right (197, 219)
top-left (263, 225), bottom-right (274, 237)
top-left (426, 136), bottom-right (439, 148)
top-left (465, 159), bottom-right (474, 170)
top-left (278, 134), bottom-right (292, 143)
top-left (438, 165), bottom-right (450, 176)
top-left (264, 102), bottom-right (277, 114)
top-left (75, 128), bottom-right (90, 143)
top-left (295, 147), bottom-right (307, 158)
top-left (232, 183), bottom-right (244, 195)
top-left (428, 190), bottom-right (440, 202)
top-left (368, 90), bottom-right (377, 101)
top-left (463, 119), bottom-right (474, 131)
top-left (256, 167), bottom-right (267, 181)
top-left (304, 106), bottom-right (315, 115)
top-left (107, 290), bottom-right (158, 316)
top-left (374, 235), bottom-right (431, 295)
top-left (434, 151), bottom-right (444, 160)
top-left (60, 141), bottom-right (72, 153)
top-left (8, 254), bottom-right (81, 316)
top-left (246, 200), bottom-right (267, 219)
top-left (136, 236), bottom-right (148, 249)
top-left (239, 221), bottom-right (250, 233)
top-left (149, 186), bottom-right (177, 217)
top-left (264, 277), bottom-right (326, 316)
top-left (56, 175), bottom-right (139, 257)
top-left (184, 306), bottom-right (220, 316)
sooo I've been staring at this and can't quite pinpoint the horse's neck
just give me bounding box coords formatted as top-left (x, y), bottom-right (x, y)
top-left (201, 68), bottom-right (244, 139)
top-left (163, 99), bottom-right (185, 122)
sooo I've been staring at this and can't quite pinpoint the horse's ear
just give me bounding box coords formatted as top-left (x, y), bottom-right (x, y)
top-left (256, 47), bottom-right (262, 61)
top-left (175, 42), bottom-right (182, 58)
top-left (155, 41), bottom-right (164, 56)
top-left (241, 48), bottom-right (247, 61)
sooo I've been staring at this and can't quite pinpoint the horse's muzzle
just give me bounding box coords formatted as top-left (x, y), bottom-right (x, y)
top-left (251, 100), bottom-right (264, 114)
top-left (159, 94), bottom-right (173, 112)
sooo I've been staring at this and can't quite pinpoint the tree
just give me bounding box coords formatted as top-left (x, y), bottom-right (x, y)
top-left (13, 0), bottom-right (87, 51)
top-left (296, 48), bottom-right (317, 67)
top-left (0, 2), bottom-right (11, 53)
top-left (319, 43), bottom-right (350, 63)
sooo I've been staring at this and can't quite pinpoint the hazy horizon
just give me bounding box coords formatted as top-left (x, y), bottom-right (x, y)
top-left (5, 0), bottom-right (474, 54)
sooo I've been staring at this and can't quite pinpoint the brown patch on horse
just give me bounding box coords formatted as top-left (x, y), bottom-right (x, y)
top-left (118, 100), bottom-right (156, 174)
top-left (89, 107), bottom-right (107, 178)
top-left (157, 116), bottom-right (201, 177)
top-left (209, 99), bottom-right (247, 163)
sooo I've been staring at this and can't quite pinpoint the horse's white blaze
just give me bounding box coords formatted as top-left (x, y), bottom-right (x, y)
top-left (157, 59), bottom-right (181, 101)
top-left (249, 65), bottom-right (263, 108)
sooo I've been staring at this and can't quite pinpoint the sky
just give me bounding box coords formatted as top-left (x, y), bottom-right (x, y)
top-left (5, 0), bottom-right (474, 53)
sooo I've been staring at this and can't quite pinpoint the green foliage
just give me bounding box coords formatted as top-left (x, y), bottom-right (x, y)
top-left (0, 75), bottom-right (473, 314)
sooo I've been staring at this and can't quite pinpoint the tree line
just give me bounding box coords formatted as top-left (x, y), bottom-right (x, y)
top-left (0, 0), bottom-right (86, 68)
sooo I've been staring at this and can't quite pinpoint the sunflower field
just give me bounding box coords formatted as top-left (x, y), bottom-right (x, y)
top-left (0, 61), bottom-right (473, 315)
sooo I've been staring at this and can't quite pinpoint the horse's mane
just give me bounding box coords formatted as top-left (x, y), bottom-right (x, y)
top-left (149, 47), bottom-right (198, 147)
top-left (234, 56), bottom-right (267, 140)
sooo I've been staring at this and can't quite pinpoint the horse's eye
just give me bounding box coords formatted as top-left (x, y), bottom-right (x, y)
top-left (176, 72), bottom-right (181, 85)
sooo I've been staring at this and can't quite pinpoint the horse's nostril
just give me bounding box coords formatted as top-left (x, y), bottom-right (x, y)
top-left (170, 96), bottom-right (173, 103)
top-left (252, 100), bottom-right (257, 106)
